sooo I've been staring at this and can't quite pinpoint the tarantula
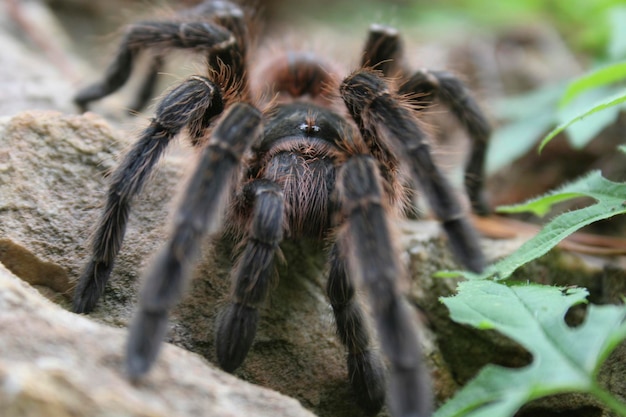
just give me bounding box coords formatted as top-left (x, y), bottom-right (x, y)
top-left (72, 1), bottom-right (491, 416)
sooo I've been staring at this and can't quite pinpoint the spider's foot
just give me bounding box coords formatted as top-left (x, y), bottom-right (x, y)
top-left (126, 310), bottom-right (169, 380)
top-left (72, 260), bottom-right (113, 313)
top-left (215, 303), bottom-right (259, 372)
top-left (347, 350), bottom-right (386, 416)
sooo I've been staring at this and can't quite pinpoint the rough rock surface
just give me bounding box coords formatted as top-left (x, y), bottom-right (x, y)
top-left (0, 262), bottom-right (317, 417)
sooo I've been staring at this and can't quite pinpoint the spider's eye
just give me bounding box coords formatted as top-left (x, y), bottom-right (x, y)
top-left (298, 123), bottom-right (321, 135)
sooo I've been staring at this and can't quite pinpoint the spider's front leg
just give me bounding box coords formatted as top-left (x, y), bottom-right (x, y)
top-left (72, 76), bottom-right (224, 314)
top-left (126, 102), bottom-right (262, 378)
top-left (337, 155), bottom-right (432, 417)
top-left (341, 69), bottom-right (485, 273)
top-left (326, 244), bottom-right (386, 415)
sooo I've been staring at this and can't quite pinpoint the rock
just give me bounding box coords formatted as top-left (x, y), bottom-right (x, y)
top-left (0, 0), bottom-right (85, 116)
top-left (0, 262), bottom-right (317, 417)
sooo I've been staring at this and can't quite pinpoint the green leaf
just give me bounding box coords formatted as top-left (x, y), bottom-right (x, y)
top-left (435, 281), bottom-right (626, 417)
top-left (559, 61), bottom-right (626, 107)
top-left (448, 171), bottom-right (626, 281)
top-left (608, 6), bottom-right (626, 60)
top-left (560, 87), bottom-right (624, 149)
top-left (497, 191), bottom-right (586, 217)
top-left (539, 89), bottom-right (626, 152)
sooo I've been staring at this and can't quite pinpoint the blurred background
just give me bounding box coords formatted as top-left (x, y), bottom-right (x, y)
top-left (3, 0), bottom-right (626, 238)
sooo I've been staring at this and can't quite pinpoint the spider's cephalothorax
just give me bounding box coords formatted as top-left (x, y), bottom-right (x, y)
top-left (72, 2), bottom-right (491, 416)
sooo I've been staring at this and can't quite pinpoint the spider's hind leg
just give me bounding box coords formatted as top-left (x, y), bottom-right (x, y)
top-left (127, 54), bottom-right (165, 114)
top-left (74, 1), bottom-right (246, 112)
top-left (399, 69), bottom-right (492, 215)
top-left (215, 179), bottom-right (285, 372)
top-left (360, 24), bottom-right (492, 214)
top-left (360, 24), bottom-right (404, 77)
top-left (126, 102), bottom-right (262, 378)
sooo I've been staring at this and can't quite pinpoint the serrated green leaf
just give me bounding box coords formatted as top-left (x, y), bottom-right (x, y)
top-left (435, 281), bottom-right (626, 417)
top-left (559, 61), bottom-right (626, 107)
top-left (448, 171), bottom-right (626, 281)
top-left (539, 89), bottom-right (626, 152)
top-left (497, 191), bottom-right (586, 217)
top-left (560, 86), bottom-right (625, 149)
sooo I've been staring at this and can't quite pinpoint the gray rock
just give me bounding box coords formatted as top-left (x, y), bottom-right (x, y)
top-left (0, 262), bottom-right (317, 417)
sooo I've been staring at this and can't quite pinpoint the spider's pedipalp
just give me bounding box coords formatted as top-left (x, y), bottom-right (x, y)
top-left (338, 155), bottom-right (432, 417)
top-left (399, 69), bottom-right (492, 214)
top-left (126, 102), bottom-right (263, 379)
top-left (341, 69), bottom-right (485, 273)
top-left (73, 76), bottom-right (224, 314)
top-left (216, 179), bottom-right (284, 371)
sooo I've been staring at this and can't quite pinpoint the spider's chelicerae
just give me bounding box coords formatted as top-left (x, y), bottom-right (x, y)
top-left (72, 1), bottom-right (491, 416)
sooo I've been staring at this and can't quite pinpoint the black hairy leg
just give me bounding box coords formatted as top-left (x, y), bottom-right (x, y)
top-left (360, 24), bottom-right (491, 215)
top-left (341, 69), bottom-right (485, 273)
top-left (360, 24), bottom-right (404, 77)
top-left (399, 70), bottom-right (491, 214)
top-left (126, 102), bottom-right (262, 378)
top-left (127, 54), bottom-right (164, 114)
top-left (74, 0), bottom-right (247, 112)
top-left (215, 179), bottom-right (285, 372)
top-left (72, 76), bottom-right (224, 314)
top-left (327, 244), bottom-right (386, 415)
top-left (338, 155), bottom-right (432, 417)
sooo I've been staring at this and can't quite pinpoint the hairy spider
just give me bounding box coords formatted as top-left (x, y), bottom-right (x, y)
top-left (72, 1), bottom-right (491, 416)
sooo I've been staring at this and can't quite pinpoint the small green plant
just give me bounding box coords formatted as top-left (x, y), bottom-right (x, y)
top-left (434, 169), bottom-right (626, 416)
top-left (487, 4), bottom-right (626, 174)
top-left (436, 281), bottom-right (626, 417)
top-left (433, 6), bottom-right (626, 414)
